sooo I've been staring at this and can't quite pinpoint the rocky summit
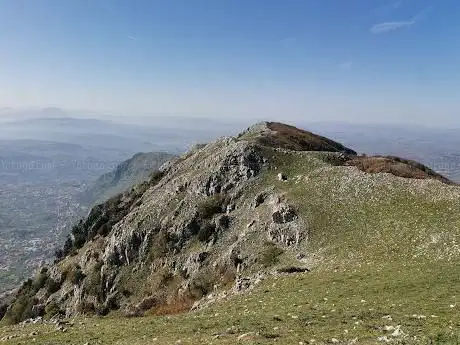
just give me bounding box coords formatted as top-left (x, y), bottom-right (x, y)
top-left (1, 122), bottom-right (460, 344)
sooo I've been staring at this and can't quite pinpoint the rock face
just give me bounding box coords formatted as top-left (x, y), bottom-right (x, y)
top-left (2, 122), bottom-right (451, 323)
top-left (269, 202), bottom-right (305, 247)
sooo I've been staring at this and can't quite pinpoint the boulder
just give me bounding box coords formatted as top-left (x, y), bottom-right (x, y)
top-left (272, 204), bottom-right (297, 224)
top-left (277, 173), bottom-right (288, 181)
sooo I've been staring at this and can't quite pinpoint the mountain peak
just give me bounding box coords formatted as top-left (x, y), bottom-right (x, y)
top-left (239, 122), bottom-right (453, 185)
top-left (239, 121), bottom-right (357, 155)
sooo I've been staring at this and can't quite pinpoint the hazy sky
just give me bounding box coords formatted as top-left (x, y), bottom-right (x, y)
top-left (0, 0), bottom-right (458, 125)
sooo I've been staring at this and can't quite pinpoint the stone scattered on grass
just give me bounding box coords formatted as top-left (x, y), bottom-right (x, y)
top-left (391, 326), bottom-right (404, 337)
top-left (237, 332), bottom-right (255, 340)
top-left (277, 173), bottom-right (288, 181)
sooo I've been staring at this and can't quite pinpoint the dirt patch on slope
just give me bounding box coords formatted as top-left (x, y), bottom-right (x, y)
top-left (257, 122), bottom-right (357, 154)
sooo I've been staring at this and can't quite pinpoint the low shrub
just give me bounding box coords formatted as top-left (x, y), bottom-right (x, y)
top-left (76, 301), bottom-right (95, 314)
top-left (149, 230), bottom-right (171, 259)
top-left (260, 242), bottom-right (284, 267)
top-left (197, 195), bottom-right (224, 219)
top-left (188, 268), bottom-right (216, 299)
top-left (44, 302), bottom-right (61, 319)
top-left (197, 222), bottom-right (216, 242)
top-left (84, 261), bottom-right (104, 301)
top-left (32, 271), bottom-right (48, 291)
top-left (149, 170), bottom-right (165, 185)
top-left (4, 291), bottom-right (39, 324)
top-left (344, 155), bottom-right (454, 184)
top-left (45, 278), bottom-right (62, 294)
top-left (217, 214), bottom-right (230, 228)
top-left (65, 265), bottom-right (86, 285)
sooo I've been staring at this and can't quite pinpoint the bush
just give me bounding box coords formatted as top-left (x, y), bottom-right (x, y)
top-left (123, 305), bottom-right (144, 318)
top-left (44, 302), bottom-right (61, 319)
top-left (197, 222), bottom-right (216, 242)
top-left (76, 301), bottom-right (95, 314)
top-left (197, 195), bottom-right (224, 219)
top-left (188, 268), bottom-right (216, 299)
top-left (217, 215), bottom-right (230, 229)
top-left (97, 223), bottom-right (111, 237)
top-left (148, 230), bottom-right (171, 259)
top-left (45, 278), bottom-right (62, 294)
top-left (59, 236), bottom-right (73, 259)
top-left (260, 242), bottom-right (284, 267)
top-left (3, 273), bottom-right (56, 324)
top-left (65, 266), bottom-right (86, 285)
top-left (32, 271), bottom-right (48, 291)
top-left (84, 262), bottom-right (103, 301)
top-left (72, 270), bottom-right (86, 285)
top-left (96, 305), bottom-right (110, 316)
top-left (54, 248), bottom-right (64, 261)
top-left (137, 296), bottom-right (159, 312)
top-left (71, 223), bottom-right (87, 249)
top-left (5, 294), bottom-right (38, 324)
top-left (344, 155), bottom-right (453, 185)
top-left (149, 170), bottom-right (165, 185)
top-left (56, 186), bottom-right (143, 260)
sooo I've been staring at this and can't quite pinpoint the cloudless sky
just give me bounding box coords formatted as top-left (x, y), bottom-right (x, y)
top-left (0, 0), bottom-right (459, 125)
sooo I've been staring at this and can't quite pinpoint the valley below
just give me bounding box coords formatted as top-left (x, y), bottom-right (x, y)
top-left (0, 181), bottom-right (88, 292)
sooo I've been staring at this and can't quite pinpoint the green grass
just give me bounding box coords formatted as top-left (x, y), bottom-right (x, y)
top-left (266, 150), bottom-right (460, 266)
top-left (1, 262), bottom-right (459, 344)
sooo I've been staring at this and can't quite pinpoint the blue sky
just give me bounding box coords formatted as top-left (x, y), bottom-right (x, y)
top-left (0, 0), bottom-right (459, 125)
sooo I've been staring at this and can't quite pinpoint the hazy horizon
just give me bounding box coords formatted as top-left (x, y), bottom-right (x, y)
top-left (2, 107), bottom-right (460, 132)
top-left (0, 0), bottom-right (459, 127)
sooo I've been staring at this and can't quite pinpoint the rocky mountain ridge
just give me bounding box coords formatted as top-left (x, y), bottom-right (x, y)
top-left (1, 121), bottom-right (456, 324)
top-left (80, 151), bottom-right (176, 204)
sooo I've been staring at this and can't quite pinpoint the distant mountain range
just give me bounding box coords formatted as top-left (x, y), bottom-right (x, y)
top-left (4, 109), bottom-right (460, 182)
top-left (0, 109), bottom-right (248, 154)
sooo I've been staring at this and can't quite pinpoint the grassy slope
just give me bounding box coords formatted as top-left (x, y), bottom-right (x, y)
top-left (1, 264), bottom-right (459, 344)
top-left (2, 150), bottom-right (460, 344)
top-left (270, 151), bottom-right (460, 265)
